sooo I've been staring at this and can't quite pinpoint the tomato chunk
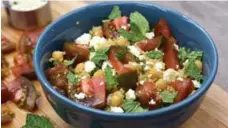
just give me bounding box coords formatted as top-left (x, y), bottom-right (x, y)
top-left (64, 42), bottom-right (89, 63)
top-left (154, 18), bottom-right (171, 38)
top-left (112, 16), bottom-right (129, 30)
top-left (80, 76), bottom-right (106, 108)
top-left (171, 79), bottom-right (194, 102)
top-left (136, 36), bottom-right (163, 51)
top-left (163, 37), bottom-right (179, 69)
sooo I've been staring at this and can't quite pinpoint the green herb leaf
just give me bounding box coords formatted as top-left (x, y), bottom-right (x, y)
top-left (146, 51), bottom-right (164, 59)
top-left (178, 47), bottom-right (203, 63)
top-left (91, 47), bottom-right (110, 67)
top-left (67, 71), bottom-right (79, 85)
top-left (122, 100), bottom-right (148, 113)
top-left (64, 57), bottom-right (76, 66)
top-left (160, 91), bottom-right (177, 103)
top-left (21, 114), bottom-right (54, 128)
top-left (119, 28), bottom-right (144, 42)
top-left (115, 47), bottom-right (128, 61)
top-left (185, 59), bottom-right (203, 81)
top-left (108, 6), bottom-right (121, 20)
top-left (129, 11), bottom-right (150, 35)
top-left (104, 66), bottom-right (118, 91)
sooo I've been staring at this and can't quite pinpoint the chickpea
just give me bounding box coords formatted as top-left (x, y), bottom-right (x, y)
top-left (149, 68), bottom-right (163, 79)
top-left (74, 63), bottom-right (85, 73)
top-left (195, 60), bottom-right (203, 72)
top-left (156, 79), bottom-right (167, 90)
top-left (51, 51), bottom-right (65, 62)
top-left (93, 69), bottom-right (104, 77)
top-left (110, 91), bottom-right (124, 106)
top-left (90, 26), bottom-right (103, 37)
top-left (115, 37), bottom-right (129, 46)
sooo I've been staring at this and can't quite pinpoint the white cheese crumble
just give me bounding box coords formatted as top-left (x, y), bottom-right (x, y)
top-left (149, 99), bottom-right (156, 105)
top-left (90, 36), bottom-right (107, 50)
top-left (192, 80), bottom-right (201, 88)
top-left (144, 65), bottom-right (150, 71)
top-left (121, 25), bottom-right (127, 30)
top-left (154, 62), bottom-right (165, 71)
top-left (139, 80), bottom-right (145, 85)
top-left (128, 45), bottom-right (142, 57)
top-left (163, 69), bottom-right (179, 82)
top-left (125, 89), bottom-right (136, 100)
top-left (75, 92), bottom-right (86, 100)
top-left (145, 32), bottom-right (155, 39)
top-left (177, 77), bottom-right (184, 81)
top-left (75, 33), bottom-right (91, 45)
top-left (173, 44), bottom-right (179, 51)
top-left (102, 61), bottom-right (112, 70)
top-left (110, 106), bottom-right (124, 113)
top-left (84, 61), bottom-right (96, 73)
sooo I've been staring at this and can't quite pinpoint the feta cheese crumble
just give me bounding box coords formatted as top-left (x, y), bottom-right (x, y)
top-left (75, 92), bottom-right (86, 100)
top-left (102, 61), bottom-right (112, 70)
top-left (192, 80), bottom-right (201, 88)
top-left (149, 99), bottom-right (156, 105)
top-left (128, 45), bottom-right (142, 57)
top-left (154, 62), bottom-right (165, 71)
top-left (125, 89), bottom-right (136, 100)
top-left (90, 36), bottom-right (107, 50)
top-left (84, 61), bottom-right (96, 73)
top-left (75, 33), bottom-right (91, 45)
top-left (110, 107), bottom-right (124, 113)
top-left (163, 69), bottom-right (179, 82)
top-left (145, 32), bottom-right (155, 39)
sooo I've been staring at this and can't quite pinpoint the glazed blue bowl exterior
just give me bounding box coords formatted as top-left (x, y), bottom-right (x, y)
top-left (34, 2), bottom-right (218, 128)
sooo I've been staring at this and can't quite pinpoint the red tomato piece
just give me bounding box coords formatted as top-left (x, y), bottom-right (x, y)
top-left (136, 36), bottom-right (162, 51)
top-left (171, 79), bottom-right (194, 102)
top-left (154, 18), bottom-right (172, 38)
top-left (163, 37), bottom-right (180, 69)
top-left (108, 48), bottom-right (132, 74)
top-left (136, 82), bottom-right (157, 105)
top-left (80, 76), bottom-right (106, 108)
top-left (112, 16), bottom-right (129, 30)
top-left (1, 82), bottom-right (13, 103)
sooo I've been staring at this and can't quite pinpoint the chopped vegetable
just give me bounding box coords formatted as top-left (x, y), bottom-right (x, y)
top-left (108, 6), bottom-right (121, 20)
top-left (129, 12), bottom-right (150, 35)
top-left (67, 71), bottom-right (79, 85)
top-left (185, 59), bottom-right (203, 81)
top-left (160, 90), bottom-right (177, 103)
top-left (21, 113), bottom-right (54, 128)
top-left (104, 66), bottom-right (118, 91)
top-left (178, 47), bottom-right (203, 63)
top-left (119, 28), bottom-right (144, 42)
top-left (91, 47), bottom-right (110, 67)
top-left (115, 47), bottom-right (128, 61)
top-left (146, 51), bottom-right (164, 59)
top-left (122, 100), bottom-right (148, 113)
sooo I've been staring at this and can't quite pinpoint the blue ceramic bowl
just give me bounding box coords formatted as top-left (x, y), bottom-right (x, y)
top-left (34, 2), bottom-right (218, 128)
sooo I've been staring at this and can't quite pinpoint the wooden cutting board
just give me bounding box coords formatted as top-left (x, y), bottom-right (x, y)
top-left (1, 2), bottom-right (228, 128)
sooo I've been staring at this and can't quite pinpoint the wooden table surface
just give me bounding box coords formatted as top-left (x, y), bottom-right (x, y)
top-left (1, 2), bottom-right (228, 128)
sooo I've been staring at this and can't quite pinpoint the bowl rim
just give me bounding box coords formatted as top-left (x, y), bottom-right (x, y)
top-left (34, 1), bottom-right (218, 119)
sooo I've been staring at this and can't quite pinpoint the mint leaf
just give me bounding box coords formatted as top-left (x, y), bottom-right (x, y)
top-left (67, 71), bottom-right (79, 85)
top-left (108, 6), bottom-right (121, 19)
top-left (185, 59), bottom-right (203, 81)
top-left (160, 91), bottom-right (177, 103)
top-left (104, 66), bottom-right (118, 91)
top-left (146, 51), bottom-right (164, 59)
top-left (64, 57), bottom-right (76, 66)
top-left (21, 114), bottom-right (54, 128)
top-left (129, 11), bottom-right (150, 35)
top-left (122, 100), bottom-right (148, 113)
top-left (119, 28), bottom-right (144, 42)
top-left (178, 47), bottom-right (203, 63)
top-left (91, 47), bottom-right (110, 67)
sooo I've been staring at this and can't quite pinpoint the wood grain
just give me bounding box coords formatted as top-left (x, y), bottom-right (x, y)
top-left (1, 2), bottom-right (228, 128)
